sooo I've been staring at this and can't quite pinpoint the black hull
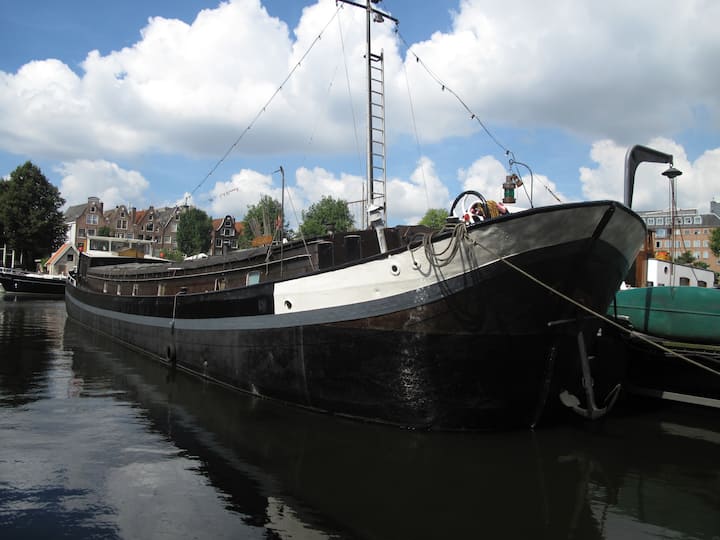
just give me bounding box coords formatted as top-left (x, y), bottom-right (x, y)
top-left (65, 200), bottom-right (641, 430)
top-left (0, 270), bottom-right (66, 297)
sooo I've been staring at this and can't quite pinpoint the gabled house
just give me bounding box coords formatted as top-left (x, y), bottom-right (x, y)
top-left (210, 215), bottom-right (243, 255)
top-left (64, 196), bottom-right (105, 252)
top-left (45, 242), bottom-right (79, 276)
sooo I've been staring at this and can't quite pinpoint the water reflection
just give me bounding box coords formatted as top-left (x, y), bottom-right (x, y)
top-left (64, 318), bottom-right (720, 540)
top-left (0, 299), bottom-right (65, 407)
top-left (0, 299), bottom-right (718, 539)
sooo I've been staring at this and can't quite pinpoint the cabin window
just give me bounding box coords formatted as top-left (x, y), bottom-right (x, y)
top-left (158, 283), bottom-right (166, 296)
top-left (698, 281), bottom-right (707, 288)
top-left (103, 282), bottom-right (108, 294)
top-left (214, 278), bottom-right (226, 291)
top-left (679, 277), bottom-right (690, 286)
top-left (646, 281), bottom-right (654, 287)
top-left (246, 271), bottom-right (261, 286)
top-left (132, 284), bottom-right (139, 296)
top-left (116, 284), bottom-right (122, 295)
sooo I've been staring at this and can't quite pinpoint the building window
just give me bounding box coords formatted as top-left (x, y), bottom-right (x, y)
top-left (224, 228), bottom-right (232, 236)
top-left (117, 219), bottom-right (127, 229)
top-left (683, 216), bottom-right (692, 225)
top-left (647, 217), bottom-right (655, 225)
top-left (664, 217), bottom-right (671, 225)
top-left (79, 228), bottom-right (86, 238)
top-left (693, 216), bottom-right (702, 224)
top-left (145, 223), bottom-right (153, 232)
top-left (88, 229), bottom-right (96, 237)
top-left (215, 238), bottom-right (222, 247)
top-left (86, 214), bottom-right (98, 225)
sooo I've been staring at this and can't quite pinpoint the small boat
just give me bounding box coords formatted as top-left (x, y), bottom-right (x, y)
top-left (0, 267), bottom-right (67, 298)
top-left (610, 286), bottom-right (720, 344)
top-left (65, 1), bottom-right (650, 429)
top-left (608, 146), bottom-right (720, 407)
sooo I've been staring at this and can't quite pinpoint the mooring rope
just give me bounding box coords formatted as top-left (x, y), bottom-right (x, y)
top-left (414, 222), bottom-right (720, 378)
top-left (461, 232), bottom-right (720, 378)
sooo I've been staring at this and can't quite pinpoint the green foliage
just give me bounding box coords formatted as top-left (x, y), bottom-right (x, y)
top-left (176, 207), bottom-right (212, 256)
top-left (98, 225), bottom-right (111, 237)
top-left (300, 196), bottom-right (354, 237)
top-left (710, 228), bottom-right (720, 257)
top-left (674, 251), bottom-right (696, 264)
top-left (0, 161), bottom-right (67, 269)
top-left (160, 248), bottom-right (185, 262)
top-left (691, 261), bottom-right (710, 270)
top-left (241, 195), bottom-right (285, 247)
top-left (419, 208), bottom-right (449, 229)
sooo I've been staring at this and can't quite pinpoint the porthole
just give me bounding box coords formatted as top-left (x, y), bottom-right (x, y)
top-left (390, 264), bottom-right (400, 276)
top-left (284, 300), bottom-right (292, 310)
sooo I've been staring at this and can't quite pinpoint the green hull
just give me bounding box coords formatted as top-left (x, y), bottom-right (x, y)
top-left (609, 286), bottom-right (720, 344)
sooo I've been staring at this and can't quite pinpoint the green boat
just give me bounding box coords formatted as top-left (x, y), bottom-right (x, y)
top-left (609, 286), bottom-right (720, 344)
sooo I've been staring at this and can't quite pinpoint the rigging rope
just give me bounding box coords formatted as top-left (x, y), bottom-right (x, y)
top-left (397, 31), bottom-right (564, 205)
top-left (188, 4), bottom-right (344, 198)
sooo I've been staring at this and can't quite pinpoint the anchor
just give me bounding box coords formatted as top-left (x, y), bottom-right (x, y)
top-left (550, 318), bottom-right (622, 420)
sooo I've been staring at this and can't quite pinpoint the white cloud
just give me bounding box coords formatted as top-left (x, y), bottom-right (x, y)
top-left (57, 159), bottom-right (150, 208)
top-left (2, 0), bottom-right (719, 224)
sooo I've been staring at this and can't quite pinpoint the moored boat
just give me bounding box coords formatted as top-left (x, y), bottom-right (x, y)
top-left (0, 267), bottom-right (66, 298)
top-left (65, 1), bottom-right (650, 430)
top-left (610, 286), bottom-right (720, 344)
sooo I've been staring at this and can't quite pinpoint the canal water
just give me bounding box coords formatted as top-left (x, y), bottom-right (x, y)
top-left (1, 299), bottom-right (718, 539)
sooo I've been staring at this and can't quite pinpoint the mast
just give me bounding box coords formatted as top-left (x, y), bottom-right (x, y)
top-left (337, 0), bottom-right (397, 231)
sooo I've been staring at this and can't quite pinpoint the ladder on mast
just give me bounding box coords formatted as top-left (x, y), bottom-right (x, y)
top-left (368, 51), bottom-right (387, 224)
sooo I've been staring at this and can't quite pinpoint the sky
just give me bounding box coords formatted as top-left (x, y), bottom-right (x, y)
top-left (1, 0), bottom-right (719, 230)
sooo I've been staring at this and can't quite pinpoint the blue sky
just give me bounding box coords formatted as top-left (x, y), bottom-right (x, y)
top-left (1, 0), bottom-right (719, 229)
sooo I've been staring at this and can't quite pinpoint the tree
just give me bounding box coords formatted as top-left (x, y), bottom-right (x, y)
top-left (710, 228), bottom-right (720, 258)
top-left (176, 207), bottom-right (212, 256)
top-left (0, 161), bottom-right (66, 269)
top-left (419, 208), bottom-right (448, 229)
top-left (300, 196), bottom-right (354, 237)
top-left (241, 195), bottom-right (286, 247)
top-left (98, 225), bottom-right (111, 237)
top-left (674, 251), bottom-right (696, 265)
